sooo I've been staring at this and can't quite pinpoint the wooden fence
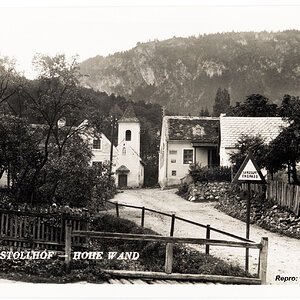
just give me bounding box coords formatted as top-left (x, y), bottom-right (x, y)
top-left (108, 200), bottom-right (256, 273)
top-left (0, 208), bottom-right (89, 250)
top-left (65, 226), bottom-right (268, 285)
top-left (108, 200), bottom-right (253, 245)
top-left (242, 181), bottom-right (300, 216)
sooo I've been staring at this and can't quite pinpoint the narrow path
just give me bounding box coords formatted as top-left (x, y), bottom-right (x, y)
top-left (110, 188), bottom-right (300, 285)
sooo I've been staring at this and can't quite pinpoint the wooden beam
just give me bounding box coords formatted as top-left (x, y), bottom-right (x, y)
top-left (103, 270), bottom-right (261, 285)
top-left (259, 237), bottom-right (268, 285)
top-left (165, 243), bottom-right (173, 274)
top-left (72, 231), bottom-right (261, 249)
top-left (65, 224), bottom-right (72, 268)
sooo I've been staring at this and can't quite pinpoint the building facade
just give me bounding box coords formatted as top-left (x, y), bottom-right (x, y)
top-left (115, 105), bottom-right (144, 188)
top-left (158, 116), bottom-right (220, 187)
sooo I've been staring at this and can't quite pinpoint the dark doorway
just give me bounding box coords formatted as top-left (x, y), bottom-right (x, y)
top-left (208, 148), bottom-right (220, 167)
top-left (119, 174), bottom-right (128, 188)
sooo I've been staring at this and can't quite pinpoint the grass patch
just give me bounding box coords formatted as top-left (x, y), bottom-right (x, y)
top-left (0, 214), bottom-right (253, 283)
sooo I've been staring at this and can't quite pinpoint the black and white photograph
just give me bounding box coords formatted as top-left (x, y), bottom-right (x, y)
top-left (0, 0), bottom-right (299, 299)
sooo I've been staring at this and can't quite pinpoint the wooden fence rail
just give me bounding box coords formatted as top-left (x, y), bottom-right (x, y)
top-left (66, 228), bottom-right (268, 285)
top-left (107, 200), bottom-right (253, 243)
top-left (242, 181), bottom-right (300, 216)
top-left (0, 209), bottom-right (89, 250)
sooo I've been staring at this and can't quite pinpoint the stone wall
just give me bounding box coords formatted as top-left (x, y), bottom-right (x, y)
top-left (215, 187), bottom-right (300, 239)
top-left (181, 182), bottom-right (231, 201)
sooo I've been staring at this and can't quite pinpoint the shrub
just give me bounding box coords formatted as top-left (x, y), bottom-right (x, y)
top-left (176, 182), bottom-right (189, 197)
top-left (189, 164), bottom-right (231, 183)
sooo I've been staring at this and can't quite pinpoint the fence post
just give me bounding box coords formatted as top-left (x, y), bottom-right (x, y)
top-left (116, 202), bottom-right (119, 218)
top-left (165, 243), bottom-right (173, 274)
top-left (141, 207), bottom-right (145, 227)
top-left (205, 225), bottom-right (210, 255)
top-left (259, 237), bottom-right (268, 285)
top-left (170, 214), bottom-right (175, 237)
top-left (65, 224), bottom-right (72, 268)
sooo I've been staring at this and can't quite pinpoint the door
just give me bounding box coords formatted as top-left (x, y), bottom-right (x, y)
top-left (119, 174), bottom-right (128, 188)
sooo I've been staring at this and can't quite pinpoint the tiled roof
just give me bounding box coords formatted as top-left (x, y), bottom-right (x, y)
top-left (165, 116), bottom-right (219, 143)
top-left (220, 116), bottom-right (288, 148)
top-left (118, 103), bottom-right (139, 123)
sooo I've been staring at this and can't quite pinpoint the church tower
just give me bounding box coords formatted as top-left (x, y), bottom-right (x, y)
top-left (117, 104), bottom-right (140, 156)
top-left (116, 104), bottom-right (144, 188)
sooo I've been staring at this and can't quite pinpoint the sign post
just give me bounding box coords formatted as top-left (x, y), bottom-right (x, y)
top-left (232, 151), bottom-right (266, 272)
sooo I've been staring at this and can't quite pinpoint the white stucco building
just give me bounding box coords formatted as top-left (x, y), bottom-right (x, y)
top-left (83, 104), bottom-right (144, 188)
top-left (158, 116), bottom-right (220, 187)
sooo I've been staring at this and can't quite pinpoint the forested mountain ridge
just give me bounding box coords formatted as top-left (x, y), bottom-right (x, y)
top-left (80, 30), bottom-right (300, 115)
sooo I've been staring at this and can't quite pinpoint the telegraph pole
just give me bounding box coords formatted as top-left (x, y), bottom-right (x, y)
top-left (109, 115), bottom-right (117, 177)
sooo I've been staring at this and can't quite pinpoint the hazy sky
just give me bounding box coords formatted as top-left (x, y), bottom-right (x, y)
top-left (0, 0), bottom-right (299, 78)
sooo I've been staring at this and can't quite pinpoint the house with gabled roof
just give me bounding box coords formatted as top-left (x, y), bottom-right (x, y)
top-left (158, 116), bottom-right (220, 187)
top-left (219, 115), bottom-right (288, 166)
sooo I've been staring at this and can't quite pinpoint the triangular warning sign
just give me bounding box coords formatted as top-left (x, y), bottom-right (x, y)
top-left (232, 152), bottom-right (266, 184)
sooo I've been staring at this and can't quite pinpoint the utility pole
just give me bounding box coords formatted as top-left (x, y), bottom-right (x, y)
top-left (109, 115), bottom-right (117, 177)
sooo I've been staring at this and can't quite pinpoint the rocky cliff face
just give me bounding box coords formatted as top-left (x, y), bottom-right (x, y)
top-left (80, 31), bottom-right (300, 115)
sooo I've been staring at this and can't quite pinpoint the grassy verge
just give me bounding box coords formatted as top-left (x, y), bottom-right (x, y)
top-left (0, 214), bottom-right (253, 283)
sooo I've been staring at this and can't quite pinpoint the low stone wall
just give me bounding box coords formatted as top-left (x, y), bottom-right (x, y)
top-left (215, 188), bottom-right (300, 239)
top-left (177, 181), bottom-right (300, 239)
top-left (182, 182), bottom-right (231, 201)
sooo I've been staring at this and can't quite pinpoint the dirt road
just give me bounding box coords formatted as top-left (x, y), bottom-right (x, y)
top-left (110, 188), bottom-right (300, 285)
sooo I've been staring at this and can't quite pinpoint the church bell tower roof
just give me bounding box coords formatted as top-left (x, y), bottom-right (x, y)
top-left (118, 103), bottom-right (139, 123)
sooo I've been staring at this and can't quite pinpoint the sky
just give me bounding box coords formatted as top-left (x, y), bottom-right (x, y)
top-left (0, 0), bottom-right (299, 78)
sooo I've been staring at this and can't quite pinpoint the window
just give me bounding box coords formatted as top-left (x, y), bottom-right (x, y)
top-left (183, 149), bottom-right (193, 164)
top-left (125, 130), bottom-right (131, 141)
top-left (92, 139), bottom-right (101, 149)
top-left (171, 159), bottom-right (176, 163)
top-left (169, 150), bottom-right (177, 155)
top-left (172, 170), bottom-right (176, 176)
top-left (122, 147), bottom-right (126, 156)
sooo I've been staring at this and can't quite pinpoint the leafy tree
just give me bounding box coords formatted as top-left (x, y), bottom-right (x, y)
top-left (265, 127), bottom-right (300, 183)
top-left (279, 94), bottom-right (300, 123)
top-left (212, 88), bottom-right (230, 117)
top-left (0, 56), bottom-right (22, 106)
top-left (0, 115), bottom-right (42, 199)
top-left (199, 106), bottom-right (210, 117)
top-left (229, 134), bottom-right (267, 174)
top-left (227, 94), bottom-right (278, 117)
top-left (38, 135), bottom-right (93, 206)
top-left (20, 54), bottom-right (92, 197)
top-left (264, 94), bottom-right (300, 183)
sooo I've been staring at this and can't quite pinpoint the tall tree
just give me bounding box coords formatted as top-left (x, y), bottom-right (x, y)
top-left (264, 94), bottom-right (300, 183)
top-left (20, 54), bottom-right (92, 198)
top-left (199, 106), bottom-right (210, 117)
top-left (212, 88), bottom-right (230, 117)
top-left (229, 134), bottom-right (267, 174)
top-left (227, 94), bottom-right (278, 117)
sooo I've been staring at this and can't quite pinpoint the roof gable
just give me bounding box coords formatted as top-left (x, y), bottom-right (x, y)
top-left (220, 116), bottom-right (288, 148)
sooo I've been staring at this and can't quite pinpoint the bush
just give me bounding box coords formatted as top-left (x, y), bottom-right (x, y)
top-left (176, 182), bottom-right (189, 197)
top-left (189, 164), bottom-right (231, 183)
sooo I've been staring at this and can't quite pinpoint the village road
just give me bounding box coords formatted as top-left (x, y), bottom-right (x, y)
top-left (110, 188), bottom-right (300, 285)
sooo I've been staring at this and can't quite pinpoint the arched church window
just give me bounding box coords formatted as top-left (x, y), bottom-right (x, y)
top-left (125, 130), bottom-right (131, 141)
top-left (122, 147), bottom-right (126, 156)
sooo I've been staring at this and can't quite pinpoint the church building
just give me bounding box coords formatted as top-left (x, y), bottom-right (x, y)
top-left (115, 105), bottom-right (144, 188)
